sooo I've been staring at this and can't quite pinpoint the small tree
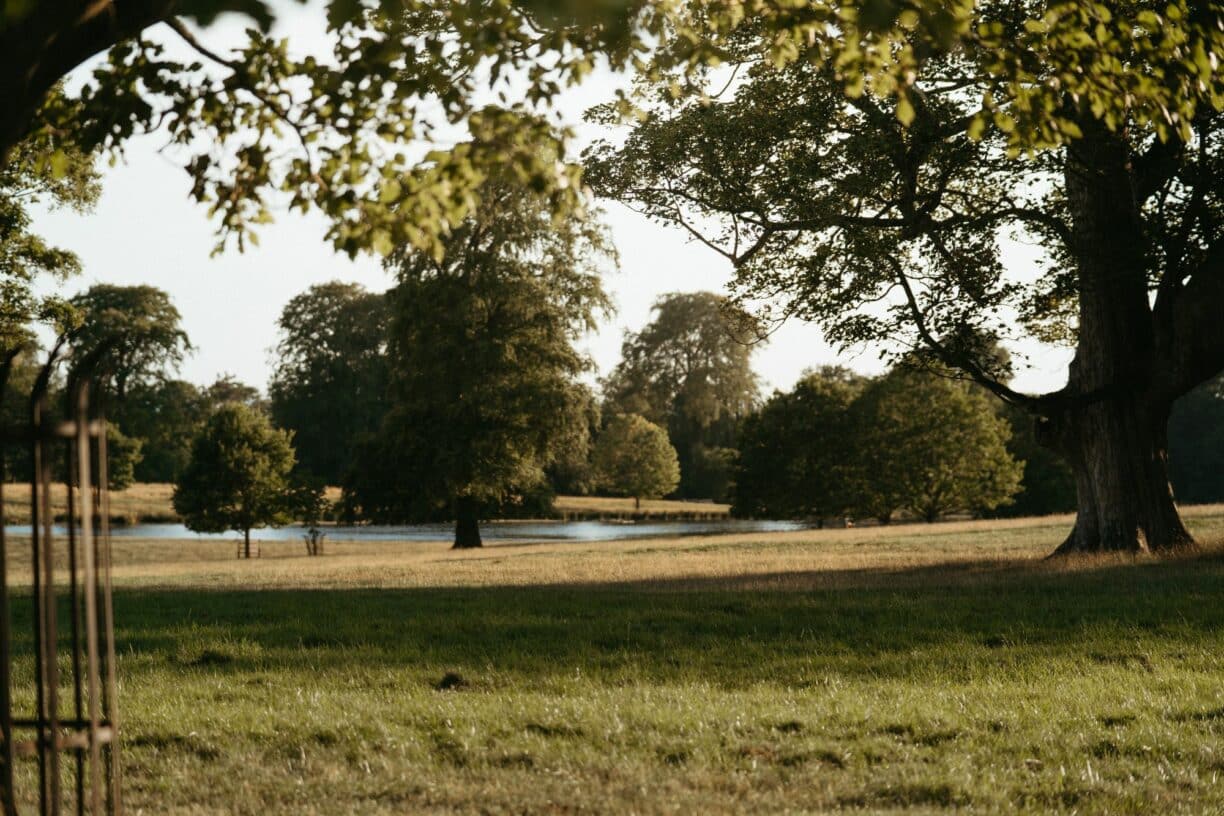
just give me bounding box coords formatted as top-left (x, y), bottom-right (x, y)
top-left (592, 415), bottom-right (681, 511)
top-left (850, 371), bottom-right (1023, 523)
top-left (173, 404), bottom-right (296, 559)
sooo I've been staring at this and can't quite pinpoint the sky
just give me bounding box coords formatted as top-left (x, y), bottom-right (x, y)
top-left (27, 2), bottom-right (1073, 399)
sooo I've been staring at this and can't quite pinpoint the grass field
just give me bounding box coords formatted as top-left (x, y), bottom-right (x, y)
top-left (5, 509), bottom-right (1224, 813)
top-left (0, 483), bottom-right (729, 524)
top-left (0, 482), bottom-right (182, 525)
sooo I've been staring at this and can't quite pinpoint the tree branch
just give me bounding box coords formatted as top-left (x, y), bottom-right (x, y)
top-left (889, 258), bottom-right (1043, 411)
top-left (0, 0), bottom-right (178, 163)
top-left (1133, 134), bottom-right (1186, 204)
top-left (165, 18), bottom-right (316, 165)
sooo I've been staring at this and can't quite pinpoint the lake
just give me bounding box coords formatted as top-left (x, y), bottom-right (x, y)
top-left (5, 518), bottom-right (807, 543)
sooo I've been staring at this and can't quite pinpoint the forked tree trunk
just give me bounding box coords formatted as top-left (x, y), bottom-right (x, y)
top-left (1047, 398), bottom-right (1192, 555)
top-left (454, 496), bottom-right (482, 549)
top-left (1046, 124), bottom-right (1197, 556)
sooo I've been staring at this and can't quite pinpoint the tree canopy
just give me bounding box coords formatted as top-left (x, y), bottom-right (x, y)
top-left (69, 284), bottom-right (191, 401)
top-left (270, 282), bottom-right (389, 484)
top-left (344, 173), bottom-right (613, 548)
top-left (116, 379), bottom-right (210, 483)
top-left (172, 402), bottom-right (296, 558)
top-left (733, 366), bottom-right (1021, 523)
top-left (851, 370), bottom-right (1023, 523)
top-left (0, 129), bottom-right (99, 349)
top-left (732, 367), bottom-right (865, 521)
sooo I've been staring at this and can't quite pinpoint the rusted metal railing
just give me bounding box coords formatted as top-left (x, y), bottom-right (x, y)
top-left (0, 347), bottom-right (122, 815)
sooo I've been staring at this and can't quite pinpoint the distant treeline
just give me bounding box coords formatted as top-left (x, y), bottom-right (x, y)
top-left (14, 281), bottom-right (1224, 529)
top-left (734, 366), bottom-right (1224, 522)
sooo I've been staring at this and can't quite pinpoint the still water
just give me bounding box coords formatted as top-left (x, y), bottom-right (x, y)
top-left (6, 518), bottom-right (806, 543)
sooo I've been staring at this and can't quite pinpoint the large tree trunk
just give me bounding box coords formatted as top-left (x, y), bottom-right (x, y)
top-left (1049, 123), bottom-right (1196, 555)
top-left (1046, 398), bottom-right (1192, 554)
top-left (453, 496), bottom-right (482, 549)
top-left (243, 528), bottom-right (251, 560)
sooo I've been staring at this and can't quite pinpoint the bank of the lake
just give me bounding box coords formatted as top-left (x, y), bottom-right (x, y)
top-left (0, 483), bottom-right (733, 525)
top-left (5, 518), bottom-right (801, 544)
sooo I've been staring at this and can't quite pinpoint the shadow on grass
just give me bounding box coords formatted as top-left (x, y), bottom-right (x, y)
top-left (9, 548), bottom-right (1224, 687)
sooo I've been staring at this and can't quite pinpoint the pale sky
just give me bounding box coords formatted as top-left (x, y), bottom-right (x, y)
top-left (27, 2), bottom-right (1072, 399)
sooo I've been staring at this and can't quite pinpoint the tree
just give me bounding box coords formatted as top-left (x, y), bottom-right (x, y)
top-left (602, 292), bottom-right (759, 499)
top-left (591, 414), bottom-right (681, 511)
top-left (203, 374), bottom-right (267, 414)
top-left (545, 383), bottom-right (602, 497)
top-left (344, 175), bottom-right (613, 549)
top-left (0, 128), bottom-right (99, 350)
top-left (732, 367), bottom-right (865, 521)
top-left (849, 371), bottom-right (1023, 524)
top-left (102, 425), bottom-right (143, 491)
top-left (586, 5), bottom-right (1224, 554)
top-left (173, 403), bottom-right (296, 559)
top-left (69, 284), bottom-right (190, 401)
top-left (270, 282), bottom-right (389, 484)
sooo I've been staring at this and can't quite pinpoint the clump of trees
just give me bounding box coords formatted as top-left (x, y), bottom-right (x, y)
top-left (591, 414), bottom-right (680, 511)
top-left (733, 367), bottom-right (864, 522)
top-left (270, 282), bottom-right (389, 485)
top-left (172, 403), bottom-right (298, 559)
top-left (602, 292), bottom-right (759, 501)
top-left (734, 367), bottom-right (1023, 524)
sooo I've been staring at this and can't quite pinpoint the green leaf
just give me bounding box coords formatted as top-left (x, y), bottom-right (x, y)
top-left (896, 94), bottom-right (915, 126)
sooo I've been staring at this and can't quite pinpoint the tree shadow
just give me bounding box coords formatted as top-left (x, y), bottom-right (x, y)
top-left (7, 548), bottom-right (1224, 687)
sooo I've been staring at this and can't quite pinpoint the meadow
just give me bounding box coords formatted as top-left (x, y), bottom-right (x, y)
top-left (0, 484), bottom-right (729, 525)
top-left (6, 507), bottom-right (1224, 813)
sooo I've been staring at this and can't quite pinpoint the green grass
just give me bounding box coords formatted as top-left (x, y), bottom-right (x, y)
top-left (6, 512), bottom-right (1224, 813)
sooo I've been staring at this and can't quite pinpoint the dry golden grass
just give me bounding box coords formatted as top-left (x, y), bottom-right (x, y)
top-left (552, 494), bottom-right (730, 516)
top-left (5, 506), bottom-right (1219, 594)
top-left (1, 482), bottom-right (725, 523)
top-left (0, 481), bottom-right (179, 523)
